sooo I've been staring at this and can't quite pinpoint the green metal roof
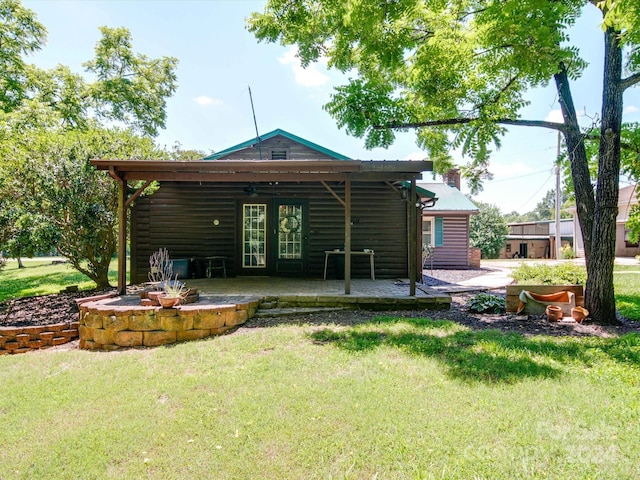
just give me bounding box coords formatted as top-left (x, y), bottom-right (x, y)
top-left (418, 182), bottom-right (479, 212)
top-left (401, 182), bottom-right (436, 198)
top-left (203, 129), bottom-right (352, 160)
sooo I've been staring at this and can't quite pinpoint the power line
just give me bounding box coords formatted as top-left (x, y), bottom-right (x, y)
top-left (487, 167), bottom-right (553, 184)
top-left (514, 171), bottom-right (555, 212)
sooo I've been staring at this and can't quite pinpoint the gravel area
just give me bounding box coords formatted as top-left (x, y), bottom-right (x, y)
top-left (420, 268), bottom-right (495, 287)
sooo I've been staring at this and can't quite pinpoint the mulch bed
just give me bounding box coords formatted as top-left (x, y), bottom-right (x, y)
top-left (0, 289), bottom-right (118, 328)
top-left (2, 270), bottom-right (639, 338)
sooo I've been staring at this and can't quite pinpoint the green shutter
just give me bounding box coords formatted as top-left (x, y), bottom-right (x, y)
top-left (435, 217), bottom-right (444, 247)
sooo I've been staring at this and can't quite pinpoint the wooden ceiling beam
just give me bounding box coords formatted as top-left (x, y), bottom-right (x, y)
top-left (119, 172), bottom-right (421, 182)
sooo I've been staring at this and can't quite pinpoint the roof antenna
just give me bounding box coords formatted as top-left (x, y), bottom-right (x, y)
top-left (248, 85), bottom-right (263, 160)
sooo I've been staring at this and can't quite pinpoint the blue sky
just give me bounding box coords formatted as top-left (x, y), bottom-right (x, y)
top-left (23, 0), bottom-right (640, 214)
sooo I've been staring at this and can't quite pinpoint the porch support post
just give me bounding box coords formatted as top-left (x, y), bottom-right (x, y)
top-left (117, 175), bottom-right (127, 295)
top-left (409, 179), bottom-right (417, 296)
top-left (344, 179), bottom-right (352, 294)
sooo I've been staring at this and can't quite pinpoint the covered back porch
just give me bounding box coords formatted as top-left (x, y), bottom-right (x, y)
top-left (91, 157), bottom-right (434, 297)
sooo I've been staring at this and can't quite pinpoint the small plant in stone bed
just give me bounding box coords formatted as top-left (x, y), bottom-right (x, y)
top-left (467, 293), bottom-right (506, 314)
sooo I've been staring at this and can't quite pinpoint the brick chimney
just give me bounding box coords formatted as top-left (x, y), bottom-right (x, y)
top-left (443, 168), bottom-right (461, 190)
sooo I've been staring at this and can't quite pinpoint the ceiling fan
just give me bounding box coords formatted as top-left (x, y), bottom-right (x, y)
top-left (243, 183), bottom-right (278, 197)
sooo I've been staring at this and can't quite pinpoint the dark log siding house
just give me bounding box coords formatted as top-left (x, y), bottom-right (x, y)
top-left (92, 129), bottom-right (434, 293)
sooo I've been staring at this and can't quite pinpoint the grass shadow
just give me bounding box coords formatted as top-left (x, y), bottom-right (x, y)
top-left (309, 316), bottom-right (640, 384)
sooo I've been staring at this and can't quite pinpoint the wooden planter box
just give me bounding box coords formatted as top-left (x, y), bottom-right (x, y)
top-left (506, 285), bottom-right (584, 313)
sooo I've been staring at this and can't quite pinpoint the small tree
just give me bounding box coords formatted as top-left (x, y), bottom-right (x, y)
top-left (470, 202), bottom-right (509, 259)
top-left (30, 125), bottom-right (160, 289)
top-left (0, 2), bottom-right (178, 288)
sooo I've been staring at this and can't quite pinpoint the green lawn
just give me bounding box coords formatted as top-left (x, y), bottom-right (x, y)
top-left (614, 265), bottom-right (640, 320)
top-left (0, 258), bottom-right (122, 302)
top-left (1, 317), bottom-right (639, 479)
top-left (2, 260), bottom-right (640, 477)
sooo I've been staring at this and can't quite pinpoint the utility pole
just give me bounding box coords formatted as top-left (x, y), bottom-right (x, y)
top-left (555, 131), bottom-right (562, 260)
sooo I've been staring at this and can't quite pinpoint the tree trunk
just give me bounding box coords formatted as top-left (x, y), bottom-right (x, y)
top-left (553, 30), bottom-right (622, 325)
top-left (93, 270), bottom-right (112, 291)
top-left (585, 26), bottom-right (623, 325)
top-left (17, 257), bottom-right (24, 268)
top-left (554, 65), bottom-right (595, 262)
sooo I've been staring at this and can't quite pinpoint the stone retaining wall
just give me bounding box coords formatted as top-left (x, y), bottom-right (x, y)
top-left (0, 322), bottom-right (79, 355)
top-left (78, 298), bottom-right (259, 351)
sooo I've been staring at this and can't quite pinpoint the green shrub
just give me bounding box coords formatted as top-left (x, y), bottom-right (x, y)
top-left (510, 262), bottom-right (587, 285)
top-left (467, 293), bottom-right (506, 314)
top-left (560, 244), bottom-right (576, 259)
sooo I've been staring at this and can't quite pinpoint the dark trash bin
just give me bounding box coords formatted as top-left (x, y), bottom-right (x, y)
top-left (191, 258), bottom-right (207, 278)
top-left (170, 258), bottom-right (190, 279)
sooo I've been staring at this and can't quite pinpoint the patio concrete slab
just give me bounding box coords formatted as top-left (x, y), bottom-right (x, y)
top-left (184, 277), bottom-right (451, 311)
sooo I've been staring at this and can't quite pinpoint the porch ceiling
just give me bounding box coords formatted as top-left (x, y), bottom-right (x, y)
top-left (90, 159), bottom-right (433, 182)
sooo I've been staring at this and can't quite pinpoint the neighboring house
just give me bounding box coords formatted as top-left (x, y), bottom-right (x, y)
top-left (92, 129), bottom-right (433, 292)
top-left (572, 184), bottom-right (639, 258)
top-left (500, 219), bottom-right (574, 259)
top-left (418, 169), bottom-right (480, 269)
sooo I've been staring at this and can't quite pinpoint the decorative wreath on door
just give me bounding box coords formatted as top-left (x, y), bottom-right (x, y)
top-left (280, 214), bottom-right (301, 233)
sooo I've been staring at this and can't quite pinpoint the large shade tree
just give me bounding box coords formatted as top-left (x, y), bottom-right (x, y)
top-left (0, 0), bottom-right (177, 288)
top-left (249, 0), bottom-right (640, 324)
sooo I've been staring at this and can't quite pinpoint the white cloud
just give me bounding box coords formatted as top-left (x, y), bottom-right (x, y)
top-left (278, 46), bottom-right (329, 87)
top-left (403, 151), bottom-right (427, 161)
top-left (545, 109), bottom-right (564, 123)
top-left (624, 105), bottom-right (639, 114)
top-left (194, 96), bottom-right (222, 106)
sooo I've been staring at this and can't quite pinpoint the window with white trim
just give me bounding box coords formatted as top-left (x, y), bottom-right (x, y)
top-left (423, 217), bottom-right (434, 247)
top-left (423, 216), bottom-right (444, 247)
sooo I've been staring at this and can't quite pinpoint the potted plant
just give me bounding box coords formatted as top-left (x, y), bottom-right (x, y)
top-left (158, 276), bottom-right (187, 308)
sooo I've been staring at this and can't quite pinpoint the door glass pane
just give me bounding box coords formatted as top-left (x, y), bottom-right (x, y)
top-left (243, 204), bottom-right (266, 268)
top-left (278, 204), bottom-right (302, 259)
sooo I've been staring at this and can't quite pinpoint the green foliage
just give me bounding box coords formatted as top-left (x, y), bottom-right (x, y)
top-left (0, 0), bottom-right (47, 112)
top-left (83, 26), bottom-right (178, 137)
top-left (248, 0), bottom-right (592, 189)
top-left (469, 201), bottom-right (509, 258)
top-left (0, 4), bottom-right (177, 288)
top-left (503, 190), bottom-right (573, 223)
top-left (560, 244), bottom-right (577, 259)
top-left (627, 203), bottom-right (640, 244)
top-left (510, 262), bottom-right (587, 285)
top-left (467, 293), bottom-right (506, 314)
top-left (0, 106), bottom-right (162, 288)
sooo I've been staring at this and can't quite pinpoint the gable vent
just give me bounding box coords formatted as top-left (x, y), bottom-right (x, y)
top-left (270, 149), bottom-right (288, 160)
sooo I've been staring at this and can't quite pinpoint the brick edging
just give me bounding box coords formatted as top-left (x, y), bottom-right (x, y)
top-left (0, 322), bottom-right (79, 355)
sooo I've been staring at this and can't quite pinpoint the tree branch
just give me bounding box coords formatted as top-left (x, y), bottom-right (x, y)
top-left (374, 117), bottom-right (566, 132)
top-left (621, 72), bottom-right (640, 91)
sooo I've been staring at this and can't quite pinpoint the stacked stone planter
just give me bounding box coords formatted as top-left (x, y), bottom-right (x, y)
top-left (0, 322), bottom-right (79, 355)
top-left (77, 295), bottom-right (259, 351)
